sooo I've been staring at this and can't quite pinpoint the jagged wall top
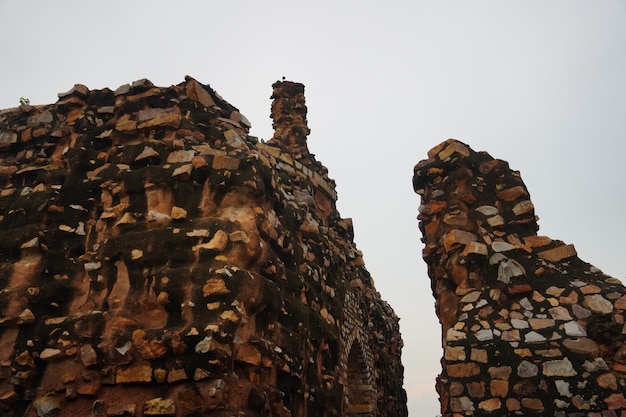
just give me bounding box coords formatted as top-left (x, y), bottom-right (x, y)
top-left (0, 77), bottom-right (406, 417)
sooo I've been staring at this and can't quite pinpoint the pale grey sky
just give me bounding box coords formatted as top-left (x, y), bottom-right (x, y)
top-left (2, 1), bottom-right (626, 415)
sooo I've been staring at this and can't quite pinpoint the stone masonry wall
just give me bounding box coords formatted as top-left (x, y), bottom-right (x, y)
top-left (413, 139), bottom-right (626, 417)
top-left (0, 77), bottom-right (407, 417)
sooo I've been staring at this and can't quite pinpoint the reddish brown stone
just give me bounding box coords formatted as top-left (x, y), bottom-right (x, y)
top-left (77, 383), bottom-right (100, 396)
top-left (467, 381), bottom-right (485, 398)
top-left (447, 363), bottom-right (481, 378)
top-left (450, 381), bottom-right (464, 396)
top-left (523, 235), bottom-right (552, 248)
top-left (521, 398), bottom-right (544, 411)
top-left (496, 186), bottom-right (528, 202)
top-left (563, 337), bottom-right (600, 356)
top-left (443, 229), bottom-right (478, 252)
top-left (605, 394), bottom-right (626, 410)
top-left (597, 372), bottom-right (618, 390)
top-left (537, 244), bottom-right (577, 262)
top-left (490, 379), bottom-right (508, 397)
top-left (478, 398), bottom-right (501, 412)
top-left (116, 364), bottom-right (152, 383)
top-left (560, 290), bottom-right (579, 305)
top-left (507, 284), bottom-right (533, 295)
top-left (185, 78), bottom-right (217, 107)
top-left (420, 200), bottom-right (447, 216)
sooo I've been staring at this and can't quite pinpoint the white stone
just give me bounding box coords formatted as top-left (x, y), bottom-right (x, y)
top-left (195, 336), bottom-right (212, 353)
top-left (40, 348), bottom-right (62, 360)
top-left (555, 380), bottom-right (572, 397)
top-left (20, 237), bottom-right (39, 249)
top-left (520, 297), bottom-right (534, 311)
top-left (564, 321), bottom-right (587, 337)
top-left (584, 294), bottom-right (613, 314)
top-left (548, 306), bottom-right (572, 321)
top-left (517, 360), bottom-right (538, 377)
top-left (524, 331), bottom-right (546, 343)
top-left (492, 241), bottom-right (517, 252)
top-left (461, 291), bottom-right (481, 303)
top-left (116, 341), bottom-right (131, 355)
top-left (487, 215), bottom-right (505, 227)
top-left (224, 129), bottom-right (248, 149)
top-left (497, 259), bottom-right (525, 283)
top-left (543, 358), bottom-right (577, 377)
top-left (148, 211), bottom-right (171, 222)
top-left (475, 205), bottom-right (499, 216)
top-left (476, 329), bottom-right (493, 341)
top-left (489, 253), bottom-right (507, 265)
top-left (84, 262), bottom-right (102, 272)
top-left (511, 319), bottom-right (529, 329)
top-left (582, 358), bottom-right (609, 372)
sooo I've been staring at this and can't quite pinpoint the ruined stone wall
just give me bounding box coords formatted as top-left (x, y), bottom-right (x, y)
top-left (0, 77), bottom-right (407, 417)
top-left (414, 139), bottom-right (626, 416)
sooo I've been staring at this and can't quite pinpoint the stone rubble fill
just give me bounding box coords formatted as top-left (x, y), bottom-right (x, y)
top-left (414, 139), bottom-right (626, 417)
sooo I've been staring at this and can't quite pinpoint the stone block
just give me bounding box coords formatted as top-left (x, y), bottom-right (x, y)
top-left (537, 244), bottom-right (577, 262)
top-left (443, 229), bottom-right (478, 252)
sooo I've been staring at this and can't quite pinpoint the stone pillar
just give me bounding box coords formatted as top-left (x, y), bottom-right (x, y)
top-left (268, 81), bottom-right (311, 160)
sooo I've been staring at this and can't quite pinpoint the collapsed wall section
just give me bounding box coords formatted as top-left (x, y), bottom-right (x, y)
top-left (0, 77), bottom-right (407, 417)
top-left (413, 139), bottom-right (626, 417)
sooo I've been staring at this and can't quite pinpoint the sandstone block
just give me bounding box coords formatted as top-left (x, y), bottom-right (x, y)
top-left (0, 131), bottom-right (18, 149)
top-left (450, 396), bottom-right (475, 413)
top-left (447, 363), bottom-right (481, 378)
top-left (490, 380), bottom-right (508, 397)
top-left (496, 186), bottom-right (528, 202)
top-left (517, 360), bottom-right (538, 378)
top-left (537, 244), bottom-right (577, 262)
top-left (443, 229), bottom-right (478, 252)
top-left (235, 344), bottom-right (262, 366)
top-left (185, 78), bottom-right (216, 107)
top-left (144, 398), bottom-right (176, 416)
top-left (584, 294), bottom-right (614, 314)
top-left (137, 108), bottom-right (181, 129)
top-left (116, 364), bottom-right (152, 383)
top-left (523, 235), bottom-right (552, 248)
top-left (542, 358), bottom-right (577, 377)
top-left (212, 154), bottom-right (240, 170)
top-left (521, 398), bottom-right (544, 411)
top-left (438, 140), bottom-right (470, 160)
top-left (478, 398), bottom-right (501, 411)
top-left (512, 200), bottom-right (534, 216)
top-left (605, 394), bottom-right (626, 410)
top-left (202, 278), bottom-right (229, 297)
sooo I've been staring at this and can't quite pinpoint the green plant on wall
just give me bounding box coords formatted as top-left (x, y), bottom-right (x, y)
top-left (19, 97), bottom-right (30, 106)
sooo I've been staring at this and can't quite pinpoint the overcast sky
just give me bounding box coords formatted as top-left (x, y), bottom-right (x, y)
top-left (2, 1), bottom-right (626, 415)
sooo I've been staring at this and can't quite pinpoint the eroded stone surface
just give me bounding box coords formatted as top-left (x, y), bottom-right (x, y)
top-left (414, 139), bottom-right (626, 417)
top-left (0, 78), bottom-right (407, 417)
